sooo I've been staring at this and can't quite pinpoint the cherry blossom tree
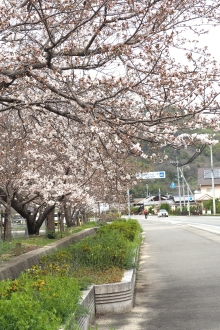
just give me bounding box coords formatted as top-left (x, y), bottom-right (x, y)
top-left (0, 1), bottom-right (219, 149)
top-left (0, 1), bottom-right (220, 239)
top-left (0, 112), bottom-right (55, 238)
top-left (0, 110), bottom-right (131, 237)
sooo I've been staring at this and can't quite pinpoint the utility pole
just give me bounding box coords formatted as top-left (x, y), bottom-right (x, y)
top-left (177, 160), bottom-right (182, 213)
top-left (179, 167), bottom-right (193, 216)
top-left (187, 184), bottom-right (190, 216)
top-left (182, 167), bottom-right (186, 207)
top-left (210, 145), bottom-right (216, 214)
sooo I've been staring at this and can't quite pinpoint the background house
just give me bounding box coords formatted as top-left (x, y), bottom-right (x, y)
top-left (133, 195), bottom-right (175, 213)
top-left (195, 168), bottom-right (220, 204)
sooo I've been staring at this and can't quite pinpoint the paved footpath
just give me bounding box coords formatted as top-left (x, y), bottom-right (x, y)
top-left (92, 217), bottom-right (220, 330)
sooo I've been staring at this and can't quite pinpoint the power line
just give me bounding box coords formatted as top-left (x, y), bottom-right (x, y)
top-left (170, 145), bottom-right (207, 167)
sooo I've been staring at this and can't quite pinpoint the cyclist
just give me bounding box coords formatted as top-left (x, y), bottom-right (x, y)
top-left (144, 209), bottom-right (148, 219)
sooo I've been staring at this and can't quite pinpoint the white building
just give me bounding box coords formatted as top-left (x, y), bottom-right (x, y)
top-left (195, 168), bottom-right (220, 203)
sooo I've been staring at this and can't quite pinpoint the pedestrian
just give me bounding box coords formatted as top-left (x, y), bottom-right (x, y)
top-left (144, 209), bottom-right (148, 219)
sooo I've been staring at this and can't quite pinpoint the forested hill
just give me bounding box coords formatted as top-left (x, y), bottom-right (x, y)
top-left (131, 129), bottom-right (220, 198)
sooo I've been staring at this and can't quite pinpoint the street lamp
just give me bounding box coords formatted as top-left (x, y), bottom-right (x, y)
top-left (210, 145), bottom-right (216, 214)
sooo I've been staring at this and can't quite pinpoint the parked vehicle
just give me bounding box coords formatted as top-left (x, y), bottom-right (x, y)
top-left (12, 214), bottom-right (25, 224)
top-left (157, 209), bottom-right (168, 217)
top-left (54, 213), bottom-right (66, 226)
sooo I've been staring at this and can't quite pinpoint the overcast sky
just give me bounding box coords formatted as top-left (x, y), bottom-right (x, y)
top-left (170, 25), bottom-right (220, 65)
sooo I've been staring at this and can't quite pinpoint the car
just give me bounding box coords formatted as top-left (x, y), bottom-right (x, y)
top-left (54, 213), bottom-right (66, 226)
top-left (157, 209), bottom-right (168, 217)
top-left (12, 214), bottom-right (25, 224)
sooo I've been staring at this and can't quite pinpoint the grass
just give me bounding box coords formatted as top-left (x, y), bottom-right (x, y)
top-left (36, 219), bottom-right (142, 286)
top-left (0, 222), bottom-right (98, 264)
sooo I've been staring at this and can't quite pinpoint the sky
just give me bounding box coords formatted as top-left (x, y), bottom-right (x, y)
top-left (199, 26), bottom-right (220, 62)
top-left (169, 25), bottom-right (220, 111)
top-left (170, 25), bottom-right (220, 65)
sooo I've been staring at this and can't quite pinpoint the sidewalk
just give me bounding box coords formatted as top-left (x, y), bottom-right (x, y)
top-left (92, 218), bottom-right (220, 330)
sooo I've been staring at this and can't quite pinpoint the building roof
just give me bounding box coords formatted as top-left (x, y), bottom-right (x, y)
top-left (196, 193), bottom-right (213, 201)
top-left (133, 195), bottom-right (176, 206)
top-left (144, 200), bottom-right (175, 206)
top-left (133, 195), bottom-right (171, 205)
top-left (173, 195), bottom-right (194, 202)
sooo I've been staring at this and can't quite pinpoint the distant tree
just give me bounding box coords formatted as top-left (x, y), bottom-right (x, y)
top-left (204, 199), bottom-right (220, 214)
top-left (159, 203), bottom-right (171, 212)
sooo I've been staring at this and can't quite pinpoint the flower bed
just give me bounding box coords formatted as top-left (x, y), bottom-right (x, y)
top-left (0, 219), bottom-right (142, 330)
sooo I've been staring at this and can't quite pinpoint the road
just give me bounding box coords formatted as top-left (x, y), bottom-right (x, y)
top-left (94, 215), bottom-right (220, 330)
top-left (149, 214), bottom-right (220, 235)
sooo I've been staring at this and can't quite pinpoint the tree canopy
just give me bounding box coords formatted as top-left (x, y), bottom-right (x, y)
top-left (0, 0), bottom-right (220, 236)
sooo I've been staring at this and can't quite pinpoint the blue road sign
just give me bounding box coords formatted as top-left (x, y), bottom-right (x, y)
top-left (170, 182), bottom-right (176, 188)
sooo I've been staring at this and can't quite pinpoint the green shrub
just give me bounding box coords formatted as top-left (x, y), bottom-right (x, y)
top-left (0, 274), bottom-right (82, 330)
top-left (46, 230), bottom-right (57, 239)
top-left (159, 203), bottom-right (171, 212)
top-left (130, 206), bottom-right (140, 214)
top-left (69, 219), bottom-right (142, 270)
top-left (97, 219), bottom-right (142, 242)
top-left (70, 232), bottom-right (131, 270)
top-left (0, 294), bottom-right (60, 330)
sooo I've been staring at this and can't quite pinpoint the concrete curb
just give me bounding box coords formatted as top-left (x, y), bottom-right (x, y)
top-left (94, 268), bottom-right (136, 314)
top-left (76, 267), bottom-right (136, 330)
top-left (76, 247), bottom-right (140, 329)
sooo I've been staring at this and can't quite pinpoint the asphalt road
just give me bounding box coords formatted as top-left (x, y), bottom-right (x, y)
top-left (158, 214), bottom-right (220, 235)
top-left (93, 215), bottom-right (220, 330)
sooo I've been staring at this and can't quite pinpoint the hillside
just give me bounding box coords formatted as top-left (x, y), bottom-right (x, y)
top-left (131, 129), bottom-right (220, 198)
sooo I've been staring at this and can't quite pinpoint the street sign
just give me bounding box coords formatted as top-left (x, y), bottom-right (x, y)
top-left (170, 182), bottom-right (176, 188)
top-left (136, 171), bottom-right (166, 179)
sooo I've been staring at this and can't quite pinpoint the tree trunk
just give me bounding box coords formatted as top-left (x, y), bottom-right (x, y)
top-left (26, 215), bottom-right (40, 235)
top-left (0, 187), bottom-right (56, 235)
top-left (81, 210), bottom-right (87, 225)
top-left (72, 209), bottom-right (80, 226)
top-left (46, 208), bottom-right (55, 233)
top-left (4, 194), bottom-right (12, 241)
top-left (64, 206), bottom-right (73, 227)
top-left (59, 212), bottom-right (65, 232)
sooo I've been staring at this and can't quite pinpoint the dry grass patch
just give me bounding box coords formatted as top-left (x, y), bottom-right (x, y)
top-left (72, 266), bottom-right (125, 285)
